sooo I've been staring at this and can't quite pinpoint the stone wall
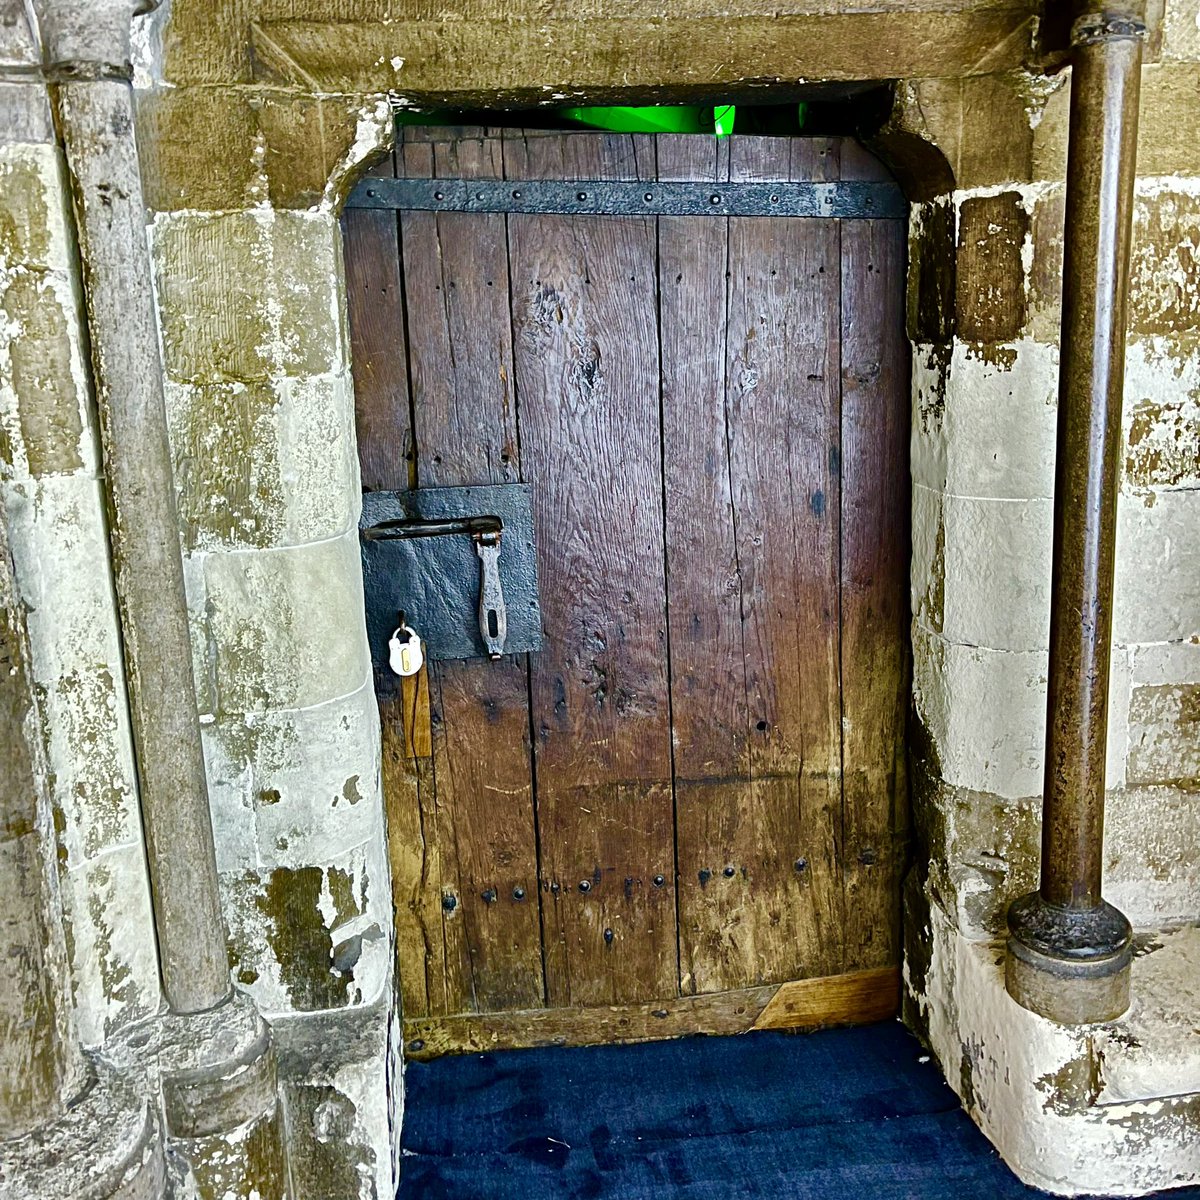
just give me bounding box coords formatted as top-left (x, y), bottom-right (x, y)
top-left (903, 17), bottom-right (1200, 953)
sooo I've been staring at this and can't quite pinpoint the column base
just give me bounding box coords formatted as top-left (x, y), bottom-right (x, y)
top-left (107, 991), bottom-right (291, 1198)
top-left (0, 1059), bottom-right (164, 1199)
top-left (1005, 892), bottom-right (1133, 1025)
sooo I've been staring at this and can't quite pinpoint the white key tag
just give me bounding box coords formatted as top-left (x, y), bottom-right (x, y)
top-left (388, 623), bottom-right (424, 677)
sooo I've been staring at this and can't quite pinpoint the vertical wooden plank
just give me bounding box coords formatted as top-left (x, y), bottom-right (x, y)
top-left (397, 125), bottom-right (545, 1014)
top-left (839, 141), bottom-right (910, 970)
top-left (673, 136), bottom-right (846, 992)
top-left (505, 131), bottom-right (677, 1007)
top-left (342, 153), bottom-right (445, 1016)
top-left (342, 153), bottom-right (412, 493)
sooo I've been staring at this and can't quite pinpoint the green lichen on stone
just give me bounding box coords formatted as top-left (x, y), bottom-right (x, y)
top-left (2, 270), bottom-right (83, 477)
top-left (283, 1082), bottom-right (376, 1200)
top-left (0, 153), bottom-right (52, 268)
top-left (169, 380), bottom-right (285, 550)
top-left (188, 1107), bottom-right (290, 1200)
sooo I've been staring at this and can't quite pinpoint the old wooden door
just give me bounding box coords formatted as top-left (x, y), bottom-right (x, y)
top-left (343, 126), bottom-right (909, 1059)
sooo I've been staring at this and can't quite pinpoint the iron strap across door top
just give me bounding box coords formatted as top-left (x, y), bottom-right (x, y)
top-left (345, 176), bottom-right (907, 219)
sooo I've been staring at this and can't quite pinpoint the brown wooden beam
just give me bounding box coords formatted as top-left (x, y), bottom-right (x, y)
top-left (1005, 4), bottom-right (1144, 1026)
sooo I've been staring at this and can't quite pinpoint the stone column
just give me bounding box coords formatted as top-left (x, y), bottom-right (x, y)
top-left (26, 2), bottom-right (293, 1193)
top-left (1005, 4), bottom-right (1145, 1025)
top-left (0, 417), bottom-right (161, 1196)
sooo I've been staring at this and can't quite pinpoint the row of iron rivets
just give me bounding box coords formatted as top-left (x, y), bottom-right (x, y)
top-left (436, 850), bottom-right (878, 911)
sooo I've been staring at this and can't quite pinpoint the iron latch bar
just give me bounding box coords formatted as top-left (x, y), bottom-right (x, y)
top-left (361, 513), bottom-right (509, 660)
top-left (345, 177), bottom-right (906, 219)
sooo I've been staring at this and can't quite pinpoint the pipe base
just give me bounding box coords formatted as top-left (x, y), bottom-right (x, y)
top-left (1005, 892), bottom-right (1133, 1024)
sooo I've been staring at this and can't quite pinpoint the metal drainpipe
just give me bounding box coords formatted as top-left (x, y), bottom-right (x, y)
top-left (1005, 4), bottom-right (1145, 1025)
top-left (34, 0), bottom-right (232, 1015)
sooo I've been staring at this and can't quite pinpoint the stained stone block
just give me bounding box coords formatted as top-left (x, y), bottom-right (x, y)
top-left (165, 372), bottom-right (359, 552)
top-left (1106, 785), bottom-right (1200, 925)
top-left (135, 86), bottom-right (261, 213)
top-left (195, 531), bottom-right (370, 717)
top-left (912, 339), bottom-right (1060, 502)
top-left (151, 211), bottom-right (344, 384)
top-left (1129, 188), bottom-right (1200, 337)
top-left (1, 269), bottom-right (88, 478)
top-left (913, 623), bottom-right (1051, 800)
top-left (221, 835), bottom-right (390, 1016)
top-left (956, 191), bottom-right (1029, 345)
top-left (59, 846), bottom-right (160, 1047)
top-left (0, 143), bottom-right (74, 270)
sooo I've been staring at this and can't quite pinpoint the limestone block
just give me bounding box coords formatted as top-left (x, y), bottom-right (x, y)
top-left (58, 846), bottom-right (161, 1047)
top-left (0, 142), bottom-right (75, 272)
top-left (151, 210), bottom-right (344, 384)
top-left (165, 371), bottom-right (359, 552)
top-left (912, 339), bottom-right (1059, 500)
top-left (135, 86), bottom-right (262, 213)
top-left (1162, 0), bottom-right (1200, 65)
top-left (221, 833), bottom-right (390, 1016)
top-left (1125, 639), bottom-right (1200, 788)
top-left (914, 898), bottom-right (1200, 1197)
top-left (0, 266), bottom-right (97, 480)
top-left (1122, 336), bottom-right (1200, 492)
top-left (1114, 487), bottom-right (1200, 644)
top-left (1129, 185), bottom-right (1200, 339)
top-left (1106, 785), bottom-right (1200, 926)
top-left (910, 482), bottom-right (944, 633)
top-left (202, 677), bottom-right (383, 875)
top-left (939, 492), bottom-right (1052, 654)
top-left (956, 190), bottom-right (1029, 345)
top-left (912, 623), bottom-right (1048, 800)
top-left (273, 990), bottom-right (400, 1200)
top-left (190, 531), bottom-right (371, 717)
top-left (2, 475), bottom-right (140, 859)
top-left (1138, 65), bottom-right (1200, 176)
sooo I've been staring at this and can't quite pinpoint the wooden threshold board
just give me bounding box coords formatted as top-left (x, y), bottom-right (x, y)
top-left (403, 966), bottom-right (900, 1060)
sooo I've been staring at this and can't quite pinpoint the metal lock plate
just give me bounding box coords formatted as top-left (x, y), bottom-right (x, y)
top-left (360, 485), bottom-right (543, 688)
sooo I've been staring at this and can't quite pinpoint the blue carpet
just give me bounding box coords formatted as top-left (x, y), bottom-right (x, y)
top-left (397, 1021), bottom-right (1200, 1200)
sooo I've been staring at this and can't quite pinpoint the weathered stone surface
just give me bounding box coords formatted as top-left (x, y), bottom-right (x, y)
top-left (1129, 186), bottom-right (1200, 339)
top-left (135, 86), bottom-right (261, 213)
top-left (911, 339), bottom-right (1059, 500)
top-left (1162, 0), bottom-right (1200, 61)
top-left (272, 989), bottom-right (399, 1200)
top-left (203, 678), bottom-right (383, 876)
top-left (222, 833), bottom-right (389, 1014)
top-left (2, 270), bottom-right (85, 477)
top-left (248, 10), bottom-right (1039, 97)
top-left (165, 371), bottom-right (359, 551)
top-left (912, 623), bottom-right (1049, 799)
top-left (956, 190), bottom-right (1029, 344)
top-left (192, 530), bottom-right (370, 716)
top-left (1106, 784), bottom-right (1200, 924)
top-left (151, 210), bottom-right (344, 384)
top-left (1122, 336), bottom-right (1200, 491)
top-left (1137, 64), bottom-right (1200, 176)
top-left (915, 901), bottom-right (1200, 1196)
top-left (938, 491), bottom-right (1052, 653)
top-left (1114, 487), bottom-right (1200, 643)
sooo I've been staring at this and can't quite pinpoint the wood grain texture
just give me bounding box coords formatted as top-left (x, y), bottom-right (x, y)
top-left (346, 130), bottom-right (909, 1042)
top-left (672, 138), bottom-right (847, 994)
top-left (506, 131), bottom-right (676, 1007)
top-left (838, 140), bottom-right (910, 971)
top-left (403, 966), bottom-right (900, 1060)
top-left (342, 153), bottom-right (412, 494)
top-left (397, 124), bottom-right (545, 1014)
